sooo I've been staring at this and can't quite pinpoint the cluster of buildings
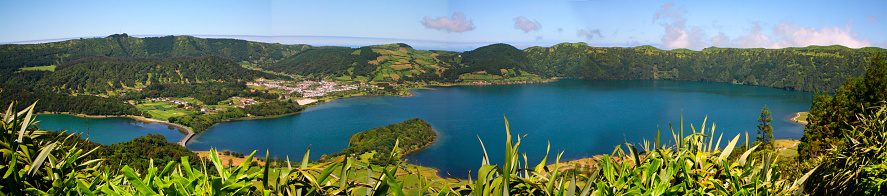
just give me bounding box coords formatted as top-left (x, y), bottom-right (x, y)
top-left (247, 79), bottom-right (377, 98)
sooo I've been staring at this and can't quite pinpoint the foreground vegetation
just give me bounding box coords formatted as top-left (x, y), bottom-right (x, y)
top-left (9, 96), bottom-right (887, 194)
top-left (3, 35), bottom-right (887, 194)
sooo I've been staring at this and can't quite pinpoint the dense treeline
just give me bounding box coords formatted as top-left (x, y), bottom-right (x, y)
top-left (437, 43), bottom-right (532, 82)
top-left (37, 56), bottom-right (285, 94)
top-left (265, 46), bottom-right (381, 78)
top-left (526, 43), bottom-right (887, 92)
top-left (329, 118), bottom-right (435, 164)
top-left (9, 35), bottom-right (883, 92)
top-left (0, 68), bottom-right (141, 115)
top-left (123, 82), bottom-right (277, 105)
top-left (0, 55), bottom-right (284, 114)
top-left (0, 34), bottom-right (308, 69)
top-left (799, 53), bottom-right (887, 158)
top-left (0, 84), bottom-right (141, 115)
top-left (168, 100), bottom-right (303, 132)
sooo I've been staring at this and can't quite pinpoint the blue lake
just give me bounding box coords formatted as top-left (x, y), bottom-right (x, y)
top-left (188, 80), bottom-right (813, 178)
top-left (34, 80), bottom-right (814, 178)
top-left (34, 114), bottom-right (185, 145)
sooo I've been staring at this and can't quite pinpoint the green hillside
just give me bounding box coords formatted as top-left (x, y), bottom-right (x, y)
top-left (36, 56), bottom-right (284, 94)
top-left (526, 43), bottom-right (887, 92)
top-left (0, 34), bottom-right (308, 69)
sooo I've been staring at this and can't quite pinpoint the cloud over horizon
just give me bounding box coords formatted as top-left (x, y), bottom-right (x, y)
top-left (711, 22), bottom-right (872, 49)
top-left (421, 12), bottom-right (476, 32)
top-left (655, 3), bottom-right (874, 50)
top-left (654, 2), bottom-right (705, 50)
top-left (577, 29), bottom-right (602, 40)
top-left (514, 16), bottom-right (542, 33)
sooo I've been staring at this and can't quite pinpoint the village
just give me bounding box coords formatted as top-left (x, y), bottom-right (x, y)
top-left (247, 79), bottom-right (379, 98)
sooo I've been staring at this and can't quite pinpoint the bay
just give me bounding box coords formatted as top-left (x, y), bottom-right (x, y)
top-left (34, 114), bottom-right (186, 145)
top-left (186, 80), bottom-right (813, 178)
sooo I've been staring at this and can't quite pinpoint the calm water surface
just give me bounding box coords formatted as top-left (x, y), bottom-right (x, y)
top-left (185, 80), bottom-right (813, 178)
top-left (34, 114), bottom-right (186, 145)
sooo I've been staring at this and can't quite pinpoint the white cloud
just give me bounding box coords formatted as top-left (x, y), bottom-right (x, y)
top-left (577, 29), bottom-right (602, 40)
top-left (514, 17), bottom-right (542, 33)
top-left (710, 32), bottom-right (730, 47)
top-left (772, 23), bottom-right (872, 48)
top-left (654, 3), bottom-right (705, 50)
top-left (709, 22), bottom-right (873, 49)
top-left (421, 12), bottom-right (476, 32)
top-left (734, 22), bottom-right (779, 48)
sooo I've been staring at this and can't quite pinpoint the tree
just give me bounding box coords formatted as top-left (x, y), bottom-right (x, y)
top-left (799, 53), bottom-right (887, 158)
top-left (755, 105), bottom-right (774, 152)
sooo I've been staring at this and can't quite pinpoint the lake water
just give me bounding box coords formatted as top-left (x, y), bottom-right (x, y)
top-left (187, 80), bottom-right (813, 178)
top-left (33, 80), bottom-right (814, 178)
top-left (34, 114), bottom-right (186, 145)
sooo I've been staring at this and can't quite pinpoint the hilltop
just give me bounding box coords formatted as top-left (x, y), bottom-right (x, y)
top-left (2, 34), bottom-right (886, 122)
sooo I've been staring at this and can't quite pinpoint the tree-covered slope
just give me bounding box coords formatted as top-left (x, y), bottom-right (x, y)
top-left (330, 118), bottom-right (436, 164)
top-left (36, 56), bottom-right (283, 94)
top-left (525, 43), bottom-right (887, 92)
top-left (4, 35), bottom-right (887, 92)
top-left (0, 34), bottom-right (308, 69)
top-left (437, 43), bottom-right (536, 82)
top-left (265, 43), bottom-right (464, 83)
top-left (264, 46), bottom-right (366, 77)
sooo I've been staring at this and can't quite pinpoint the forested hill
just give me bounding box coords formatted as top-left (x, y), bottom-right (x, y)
top-left (36, 56), bottom-right (284, 94)
top-left (4, 34), bottom-right (887, 92)
top-left (329, 118), bottom-right (436, 164)
top-left (0, 34), bottom-right (308, 68)
top-left (526, 43), bottom-right (887, 92)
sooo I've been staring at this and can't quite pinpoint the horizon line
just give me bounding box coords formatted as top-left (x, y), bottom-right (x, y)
top-left (1, 34), bottom-right (882, 52)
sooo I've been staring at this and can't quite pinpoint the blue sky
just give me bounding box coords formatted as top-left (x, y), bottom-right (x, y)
top-left (1, 0), bottom-right (885, 51)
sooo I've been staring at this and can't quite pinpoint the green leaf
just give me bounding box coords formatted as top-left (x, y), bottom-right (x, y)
top-left (27, 143), bottom-right (56, 176)
top-left (718, 134), bottom-right (740, 162)
top-left (300, 145), bottom-right (310, 169)
top-left (15, 101), bottom-right (37, 143)
top-left (121, 166), bottom-right (157, 195)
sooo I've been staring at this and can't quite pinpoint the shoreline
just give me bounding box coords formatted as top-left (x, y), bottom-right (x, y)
top-left (38, 112), bottom-right (195, 147)
top-left (790, 112), bottom-right (809, 125)
top-left (427, 78), bottom-right (560, 87)
top-left (401, 127), bottom-right (440, 156)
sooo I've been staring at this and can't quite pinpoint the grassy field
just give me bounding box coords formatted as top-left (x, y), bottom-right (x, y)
top-left (19, 65), bottom-right (56, 71)
top-left (136, 100), bottom-right (200, 120)
top-left (775, 139), bottom-right (800, 158)
top-left (792, 112), bottom-right (809, 124)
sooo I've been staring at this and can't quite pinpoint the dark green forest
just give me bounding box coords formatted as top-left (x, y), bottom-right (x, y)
top-left (0, 34), bottom-right (308, 69)
top-left (4, 35), bottom-right (886, 93)
top-left (525, 43), bottom-right (886, 92)
top-left (38, 56), bottom-right (284, 94)
top-left (329, 118), bottom-right (436, 164)
top-left (799, 53), bottom-right (887, 158)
